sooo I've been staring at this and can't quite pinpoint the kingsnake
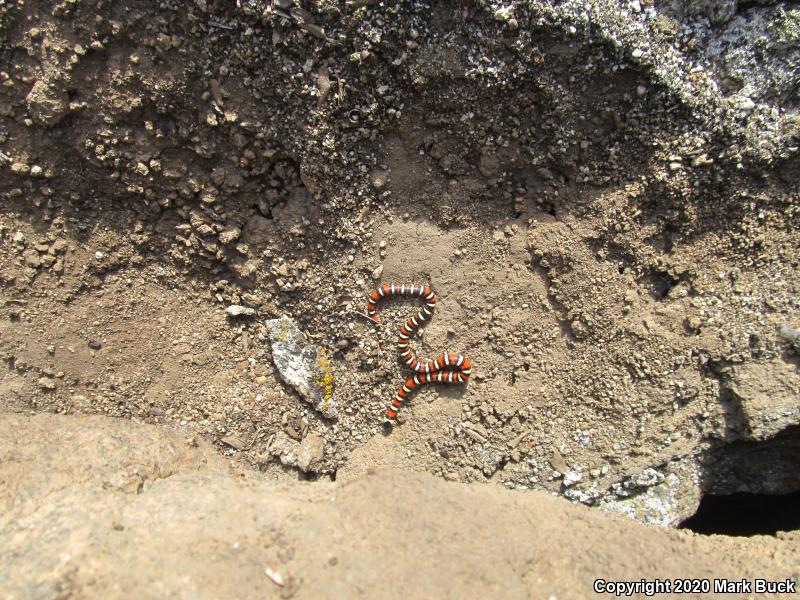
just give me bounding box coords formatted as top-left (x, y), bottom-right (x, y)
top-left (367, 283), bottom-right (472, 425)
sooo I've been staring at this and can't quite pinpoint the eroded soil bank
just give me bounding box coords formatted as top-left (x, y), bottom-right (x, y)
top-left (1, 413), bottom-right (798, 598)
top-left (1, 0), bottom-right (799, 582)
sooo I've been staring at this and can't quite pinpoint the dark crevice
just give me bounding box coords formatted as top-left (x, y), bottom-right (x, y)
top-left (679, 491), bottom-right (800, 536)
top-left (699, 425), bottom-right (800, 494)
top-left (684, 424), bottom-right (800, 536)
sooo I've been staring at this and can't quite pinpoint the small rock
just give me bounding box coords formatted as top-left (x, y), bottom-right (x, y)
top-left (23, 250), bottom-right (41, 268)
top-left (37, 377), bottom-right (57, 390)
top-left (563, 471), bottom-right (582, 487)
top-left (267, 316), bottom-right (337, 419)
top-left (779, 323), bottom-right (799, 343)
top-left (370, 168), bottom-right (388, 190)
top-left (88, 340), bottom-right (102, 350)
top-left (26, 79), bottom-right (69, 126)
top-left (371, 264), bottom-right (384, 280)
top-left (478, 151), bottom-right (500, 177)
top-left (735, 96), bottom-right (755, 112)
top-left (296, 433), bottom-right (325, 471)
top-left (226, 304), bottom-right (256, 317)
top-left (264, 566), bottom-right (285, 587)
top-left (148, 406), bottom-right (165, 417)
top-left (685, 315), bottom-right (702, 332)
top-left (219, 226), bottom-right (241, 245)
top-left (221, 435), bottom-right (246, 450)
top-left (550, 449), bottom-right (569, 473)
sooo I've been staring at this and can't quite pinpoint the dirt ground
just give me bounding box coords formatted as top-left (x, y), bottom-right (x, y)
top-left (1, 0), bottom-right (799, 594)
top-left (2, 413), bottom-right (799, 598)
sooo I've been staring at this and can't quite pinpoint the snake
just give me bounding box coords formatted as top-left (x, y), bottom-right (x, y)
top-left (366, 283), bottom-right (472, 425)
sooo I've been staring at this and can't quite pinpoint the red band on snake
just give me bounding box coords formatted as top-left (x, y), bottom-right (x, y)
top-left (367, 283), bottom-right (472, 425)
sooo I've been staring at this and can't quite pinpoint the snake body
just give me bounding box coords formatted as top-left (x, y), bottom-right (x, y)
top-left (367, 283), bottom-right (472, 424)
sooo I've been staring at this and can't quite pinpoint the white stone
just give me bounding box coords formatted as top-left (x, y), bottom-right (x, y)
top-left (226, 304), bottom-right (255, 317)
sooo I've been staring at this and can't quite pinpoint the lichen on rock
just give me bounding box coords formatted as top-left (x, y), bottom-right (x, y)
top-left (267, 315), bottom-right (337, 419)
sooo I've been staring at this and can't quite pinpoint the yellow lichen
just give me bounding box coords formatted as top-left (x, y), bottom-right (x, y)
top-left (315, 348), bottom-right (335, 401)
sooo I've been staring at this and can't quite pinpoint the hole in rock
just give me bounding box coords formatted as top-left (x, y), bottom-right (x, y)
top-left (679, 491), bottom-right (800, 536)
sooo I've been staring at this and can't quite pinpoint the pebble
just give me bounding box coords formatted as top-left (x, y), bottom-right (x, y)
top-left (370, 168), bottom-right (388, 189)
top-left (736, 96), bottom-right (755, 112)
top-left (88, 340), bottom-right (102, 350)
top-left (219, 226), bottom-right (242, 245)
top-left (226, 304), bottom-right (256, 317)
top-left (371, 265), bottom-right (384, 279)
top-left (37, 377), bottom-right (57, 390)
top-left (221, 435), bottom-right (246, 450)
top-left (296, 433), bottom-right (325, 471)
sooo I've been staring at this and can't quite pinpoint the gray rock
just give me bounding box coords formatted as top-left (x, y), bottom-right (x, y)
top-left (704, 6), bottom-right (800, 108)
top-left (600, 473), bottom-right (682, 527)
top-left (267, 316), bottom-right (337, 419)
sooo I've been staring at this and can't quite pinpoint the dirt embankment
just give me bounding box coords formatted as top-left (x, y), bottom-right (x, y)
top-left (1, 413), bottom-right (798, 599)
top-left (0, 1), bottom-right (799, 590)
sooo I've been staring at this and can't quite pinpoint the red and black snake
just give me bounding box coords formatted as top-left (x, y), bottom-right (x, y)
top-left (367, 283), bottom-right (472, 425)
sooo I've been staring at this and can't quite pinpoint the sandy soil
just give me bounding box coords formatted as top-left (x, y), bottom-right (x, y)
top-left (1, 0), bottom-right (799, 593)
